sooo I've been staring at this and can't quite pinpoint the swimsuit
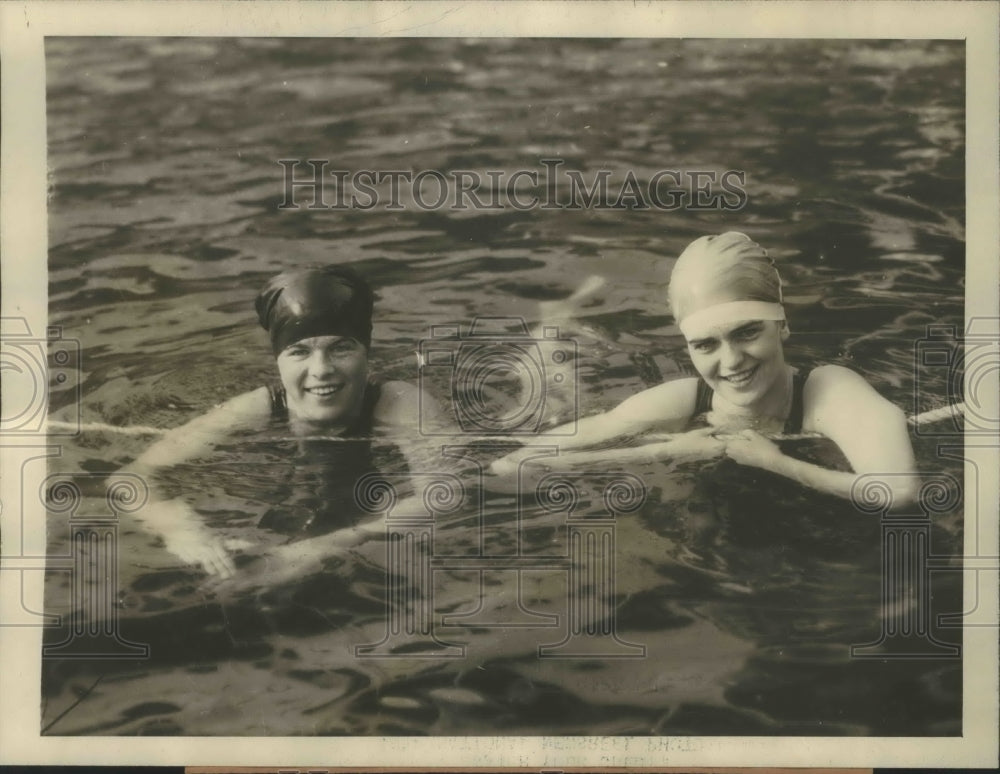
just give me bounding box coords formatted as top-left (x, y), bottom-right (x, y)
top-left (258, 380), bottom-right (384, 538)
top-left (692, 370), bottom-right (808, 433)
top-left (680, 369), bottom-right (853, 551)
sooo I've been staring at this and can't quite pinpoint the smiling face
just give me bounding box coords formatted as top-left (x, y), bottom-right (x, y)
top-left (276, 335), bottom-right (368, 430)
top-left (668, 233), bottom-right (791, 416)
top-left (685, 318), bottom-right (790, 412)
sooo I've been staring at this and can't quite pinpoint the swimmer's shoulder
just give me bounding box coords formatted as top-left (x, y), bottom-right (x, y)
top-left (612, 376), bottom-right (700, 432)
top-left (188, 387), bottom-right (272, 431)
top-left (372, 380), bottom-right (428, 428)
top-left (801, 364), bottom-right (905, 433)
top-left (801, 364), bottom-right (914, 477)
top-left (134, 388), bottom-right (273, 469)
top-left (802, 364), bottom-right (883, 399)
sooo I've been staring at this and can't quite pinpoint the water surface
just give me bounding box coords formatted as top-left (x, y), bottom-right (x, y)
top-left (42, 37), bottom-right (964, 736)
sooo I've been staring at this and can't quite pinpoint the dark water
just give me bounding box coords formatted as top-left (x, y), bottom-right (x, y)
top-left (42, 38), bottom-right (964, 736)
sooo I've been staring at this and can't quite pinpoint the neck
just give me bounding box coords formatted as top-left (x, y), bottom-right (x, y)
top-left (710, 365), bottom-right (795, 428)
top-left (288, 391), bottom-right (367, 439)
top-left (754, 364), bottom-right (795, 419)
top-left (289, 416), bottom-right (353, 438)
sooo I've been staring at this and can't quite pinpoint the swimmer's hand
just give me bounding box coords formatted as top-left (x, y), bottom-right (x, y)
top-left (724, 429), bottom-right (783, 469)
top-left (487, 447), bottom-right (565, 478)
top-left (163, 526), bottom-right (242, 579)
top-left (141, 500), bottom-right (243, 578)
top-left (209, 521), bottom-right (382, 594)
top-left (487, 447), bottom-right (537, 477)
top-left (216, 539), bottom-right (327, 593)
top-left (488, 453), bottom-right (519, 478)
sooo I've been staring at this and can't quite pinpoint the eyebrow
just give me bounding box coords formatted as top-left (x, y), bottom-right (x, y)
top-left (730, 321), bottom-right (764, 335)
top-left (688, 321), bottom-right (764, 346)
top-left (687, 335), bottom-right (716, 347)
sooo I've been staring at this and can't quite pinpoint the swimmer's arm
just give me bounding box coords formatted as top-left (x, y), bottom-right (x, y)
top-left (545, 377), bottom-right (700, 450)
top-left (488, 378), bottom-right (700, 475)
top-left (373, 379), bottom-right (455, 488)
top-left (729, 366), bottom-right (919, 506)
top-left (129, 387), bottom-right (273, 473)
top-left (374, 380), bottom-right (442, 432)
top-left (120, 388), bottom-right (272, 576)
top-left (810, 366), bottom-right (918, 505)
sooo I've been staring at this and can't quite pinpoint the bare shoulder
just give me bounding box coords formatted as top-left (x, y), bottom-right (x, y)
top-left (803, 364), bottom-right (904, 432)
top-left (189, 386), bottom-right (272, 430)
top-left (804, 364), bottom-right (888, 401)
top-left (802, 365), bottom-right (915, 477)
top-left (373, 380), bottom-right (424, 427)
top-left (223, 386), bottom-right (273, 415)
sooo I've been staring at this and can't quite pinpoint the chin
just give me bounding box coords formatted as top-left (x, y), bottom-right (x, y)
top-left (724, 388), bottom-right (763, 407)
top-left (291, 399), bottom-right (348, 427)
top-left (312, 406), bottom-right (353, 426)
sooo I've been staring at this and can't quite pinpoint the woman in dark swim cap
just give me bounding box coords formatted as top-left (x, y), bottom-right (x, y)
top-left (494, 232), bottom-right (918, 506)
top-left (255, 265), bottom-right (379, 435)
top-left (126, 265), bottom-right (440, 578)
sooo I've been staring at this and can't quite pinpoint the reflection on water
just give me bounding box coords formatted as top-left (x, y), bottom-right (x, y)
top-left (43, 37), bottom-right (963, 736)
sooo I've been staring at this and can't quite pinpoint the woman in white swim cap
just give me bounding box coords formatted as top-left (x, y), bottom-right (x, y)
top-left (668, 232), bottom-right (794, 424)
top-left (498, 232), bottom-right (918, 505)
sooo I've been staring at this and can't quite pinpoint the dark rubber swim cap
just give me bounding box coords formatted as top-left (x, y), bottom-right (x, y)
top-left (255, 265), bottom-right (374, 354)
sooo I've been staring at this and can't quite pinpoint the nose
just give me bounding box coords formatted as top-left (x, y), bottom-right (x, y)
top-left (307, 348), bottom-right (338, 376)
top-left (719, 341), bottom-right (745, 372)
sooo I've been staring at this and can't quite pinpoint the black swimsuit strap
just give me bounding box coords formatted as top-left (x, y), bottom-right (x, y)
top-left (784, 371), bottom-right (807, 434)
top-left (352, 381), bottom-right (382, 436)
top-left (268, 382), bottom-right (289, 423)
top-left (694, 378), bottom-right (714, 416)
